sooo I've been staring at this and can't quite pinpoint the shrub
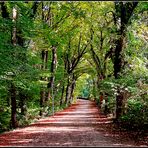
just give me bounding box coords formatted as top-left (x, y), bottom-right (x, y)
top-left (120, 98), bottom-right (148, 130)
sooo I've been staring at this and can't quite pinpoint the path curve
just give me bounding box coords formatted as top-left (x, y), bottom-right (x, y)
top-left (0, 99), bottom-right (147, 147)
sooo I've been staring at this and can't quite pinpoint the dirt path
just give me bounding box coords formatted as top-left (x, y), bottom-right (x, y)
top-left (0, 99), bottom-right (147, 147)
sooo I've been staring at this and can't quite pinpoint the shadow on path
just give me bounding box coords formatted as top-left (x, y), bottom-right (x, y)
top-left (0, 99), bottom-right (147, 147)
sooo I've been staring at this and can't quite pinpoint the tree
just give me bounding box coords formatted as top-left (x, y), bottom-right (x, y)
top-left (113, 2), bottom-right (138, 121)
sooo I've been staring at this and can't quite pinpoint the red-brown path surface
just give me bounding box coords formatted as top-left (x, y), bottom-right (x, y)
top-left (0, 99), bottom-right (147, 147)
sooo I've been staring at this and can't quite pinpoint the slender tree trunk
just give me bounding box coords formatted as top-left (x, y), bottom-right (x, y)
top-left (39, 50), bottom-right (48, 116)
top-left (92, 78), bottom-right (97, 100)
top-left (46, 46), bottom-right (57, 101)
top-left (39, 3), bottom-right (49, 115)
top-left (10, 83), bottom-right (17, 128)
top-left (10, 7), bottom-right (18, 129)
top-left (69, 74), bottom-right (76, 104)
top-left (39, 52), bottom-right (45, 116)
top-left (60, 81), bottom-right (65, 106)
top-left (44, 46), bottom-right (57, 116)
top-left (40, 90), bottom-right (46, 116)
top-left (65, 75), bottom-right (71, 105)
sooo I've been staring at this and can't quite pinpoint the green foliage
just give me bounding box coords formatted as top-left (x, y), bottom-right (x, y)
top-left (120, 98), bottom-right (148, 130)
top-left (0, 107), bottom-right (11, 133)
top-left (0, 1), bottom-right (147, 133)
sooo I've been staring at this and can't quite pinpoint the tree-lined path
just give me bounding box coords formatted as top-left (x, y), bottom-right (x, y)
top-left (0, 99), bottom-right (147, 147)
top-left (0, 2), bottom-right (148, 144)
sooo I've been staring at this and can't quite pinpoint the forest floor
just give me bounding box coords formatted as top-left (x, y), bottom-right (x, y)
top-left (0, 99), bottom-right (147, 147)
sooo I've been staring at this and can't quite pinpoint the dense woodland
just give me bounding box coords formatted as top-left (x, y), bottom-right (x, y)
top-left (0, 1), bottom-right (148, 133)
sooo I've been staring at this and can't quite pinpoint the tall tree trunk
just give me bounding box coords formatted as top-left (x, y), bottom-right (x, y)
top-left (10, 7), bottom-right (18, 129)
top-left (113, 37), bottom-right (124, 79)
top-left (39, 2), bottom-right (49, 116)
top-left (10, 83), bottom-right (17, 128)
top-left (44, 46), bottom-right (57, 116)
top-left (114, 2), bottom-right (138, 121)
top-left (60, 81), bottom-right (65, 106)
top-left (114, 37), bottom-right (125, 120)
top-left (97, 73), bottom-right (105, 106)
top-left (60, 61), bottom-right (67, 107)
top-left (39, 50), bottom-right (48, 116)
top-left (65, 75), bottom-right (71, 106)
top-left (40, 90), bottom-right (45, 116)
top-left (46, 46), bottom-right (57, 101)
top-left (92, 78), bottom-right (97, 101)
top-left (69, 74), bottom-right (76, 104)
